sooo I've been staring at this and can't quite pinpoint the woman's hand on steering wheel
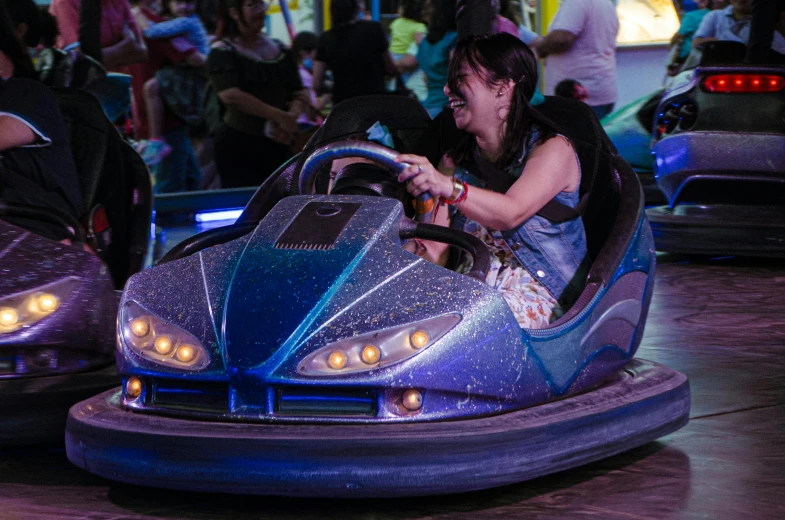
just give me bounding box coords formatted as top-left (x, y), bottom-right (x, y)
top-left (395, 153), bottom-right (454, 199)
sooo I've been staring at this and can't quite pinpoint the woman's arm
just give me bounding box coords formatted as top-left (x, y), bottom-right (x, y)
top-left (216, 87), bottom-right (299, 134)
top-left (103, 23), bottom-right (148, 68)
top-left (0, 116), bottom-right (37, 151)
top-left (312, 60), bottom-right (328, 93)
top-left (396, 136), bottom-right (580, 231)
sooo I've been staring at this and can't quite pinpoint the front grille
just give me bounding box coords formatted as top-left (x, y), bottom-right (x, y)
top-left (275, 386), bottom-right (377, 417)
top-left (151, 380), bottom-right (230, 413)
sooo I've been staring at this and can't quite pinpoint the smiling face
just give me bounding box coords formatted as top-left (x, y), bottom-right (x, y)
top-left (443, 62), bottom-right (511, 136)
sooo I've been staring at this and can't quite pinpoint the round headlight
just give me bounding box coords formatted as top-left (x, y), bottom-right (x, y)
top-left (130, 318), bottom-right (149, 337)
top-left (410, 330), bottom-right (429, 349)
top-left (154, 336), bottom-right (173, 355)
top-left (328, 351), bottom-right (347, 370)
top-left (36, 293), bottom-right (59, 312)
top-left (0, 308), bottom-right (18, 326)
top-left (176, 344), bottom-right (196, 362)
top-left (361, 345), bottom-right (381, 364)
top-left (125, 377), bottom-right (142, 398)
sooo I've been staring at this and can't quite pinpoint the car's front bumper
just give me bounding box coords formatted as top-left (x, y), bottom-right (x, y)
top-left (65, 358), bottom-right (689, 497)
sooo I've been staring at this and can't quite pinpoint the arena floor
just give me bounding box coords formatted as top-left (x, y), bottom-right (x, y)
top-left (1, 253), bottom-right (783, 519)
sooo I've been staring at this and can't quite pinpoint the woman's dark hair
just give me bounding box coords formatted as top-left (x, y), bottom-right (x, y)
top-left (216, 0), bottom-right (245, 39)
top-left (330, 0), bottom-right (359, 27)
top-left (400, 0), bottom-right (424, 22)
top-left (292, 30), bottom-right (318, 57)
top-left (0, 1), bottom-right (36, 79)
top-left (425, 0), bottom-right (456, 44)
top-left (6, 0), bottom-right (41, 47)
top-left (555, 79), bottom-right (582, 99)
top-left (446, 33), bottom-right (555, 168)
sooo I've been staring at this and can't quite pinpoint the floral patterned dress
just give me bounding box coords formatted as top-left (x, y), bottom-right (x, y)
top-left (456, 220), bottom-right (563, 329)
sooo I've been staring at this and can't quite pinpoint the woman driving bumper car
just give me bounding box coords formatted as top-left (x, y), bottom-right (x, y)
top-left (396, 33), bottom-right (589, 328)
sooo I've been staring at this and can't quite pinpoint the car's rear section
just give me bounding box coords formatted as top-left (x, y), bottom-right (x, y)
top-left (650, 58), bottom-right (785, 255)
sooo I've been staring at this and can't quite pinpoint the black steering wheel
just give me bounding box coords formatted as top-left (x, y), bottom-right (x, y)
top-left (298, 140), bottom-right (436, 223)
top-left (298, 141), bottom-right (491, 281)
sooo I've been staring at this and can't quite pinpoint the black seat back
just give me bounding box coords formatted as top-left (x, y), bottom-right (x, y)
top-left (238, 95), bottom-right (431, 223)
top-left (53, 88), bottom-right (152, 287)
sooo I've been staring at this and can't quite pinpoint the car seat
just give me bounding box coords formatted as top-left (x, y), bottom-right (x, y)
top-left (53, 88), bottom-right (153, 287)
top-left (237, 95), bottom-right (432, 223)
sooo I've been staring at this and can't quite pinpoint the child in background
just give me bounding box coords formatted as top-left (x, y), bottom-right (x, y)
top-left (139, 0), bottom-right (209, 165)
top-left (291, 31), bottom-right (331, 126)
top-left (389, 0), bottom-right (426, 72)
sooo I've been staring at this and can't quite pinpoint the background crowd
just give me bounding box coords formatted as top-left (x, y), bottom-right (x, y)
top-left (2, 0), bottom-right (784, 194)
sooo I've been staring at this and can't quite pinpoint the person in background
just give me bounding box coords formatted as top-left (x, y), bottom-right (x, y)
top-left (746, 0), bottom-right (785, 62)
top-left (137, 0), bottom-right (209, 166)
top-left (0, 6), bottom-right (84, 242)
top-left (389, 0), bottom-right (426, 74)
top-left (291, 31), bottom-right (331, 126)
top-left (493, 0), bottom-right (519, 37)
top-left (554, 78), bottom-right (589, 103)
top-left (417, 0), bottom-right (458, 117)
top-left (49, 0), bottom-right (147, 71)
top-left (0, 0), bottom-right (37, 79)
top-left (313, 0), bottom-right (397, 105)
top-left (130, 0), bottom-right (203, 193)
top-left (207, 0), bottom-right (308, 188)
top-left (527, 0), bottom-right (619, 119)
top-left (395, 33), bottom-right (590, 329)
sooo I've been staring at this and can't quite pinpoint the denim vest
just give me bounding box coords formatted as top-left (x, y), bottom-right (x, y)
top-left (451, 130), bottom-right (590, 307)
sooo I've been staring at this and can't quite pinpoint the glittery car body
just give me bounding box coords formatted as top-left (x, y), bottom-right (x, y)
top-left (66, 95), bottom-right (690, 497)
top-left (112, 192), bottom-right (656, 423)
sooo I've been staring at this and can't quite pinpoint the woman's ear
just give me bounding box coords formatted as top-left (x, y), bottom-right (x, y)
top-left (497, 79), bottom-right (516, 98)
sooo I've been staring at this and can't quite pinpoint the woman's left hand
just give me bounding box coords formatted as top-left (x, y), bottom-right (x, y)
top-left (395, 154), bottom-right (454, 199)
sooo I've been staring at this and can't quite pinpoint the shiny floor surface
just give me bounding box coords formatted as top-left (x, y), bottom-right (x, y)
top-left (2, 254), bottom-right (784, 519)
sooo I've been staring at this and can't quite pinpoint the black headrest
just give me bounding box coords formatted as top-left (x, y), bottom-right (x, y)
top-left (303, 95), bottom-right (431, 154)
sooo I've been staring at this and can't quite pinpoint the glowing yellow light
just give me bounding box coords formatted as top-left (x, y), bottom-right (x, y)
top-left (176, 344), bottom-right (196, 362)
top-left (402, 389), bottom-right (423, 411)
top-left (154, 336), bottom-right (173, 354)
top-left (328, 351), bottom-right (347, 369)
top-left (36, 294), bottom-right (59, 312)
top-left (361, 345), bottom-right (381, 364)
top-left (125, 376), bottom-right (142, 398)
top-left (130, 318), bottom-right (149, 337)
top-left (0, 308), bottom-right (18, 326)
top-left (410, 330), bottom-right (429, 349)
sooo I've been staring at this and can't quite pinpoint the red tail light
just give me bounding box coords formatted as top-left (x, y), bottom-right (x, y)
top-left (701, 74), bottom-right (785, 93)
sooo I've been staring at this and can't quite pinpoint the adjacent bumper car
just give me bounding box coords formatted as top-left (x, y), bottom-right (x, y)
top-left (0, 89), bottom-right (152, 445)
top-left (649, 41), bottom-right (785, 256)
top-left (601, 89), bottom-right (666, 205)
top-left (66, 96), bottom-right (689, 497)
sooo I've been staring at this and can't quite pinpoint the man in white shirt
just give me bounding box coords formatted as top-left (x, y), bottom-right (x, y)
top-left (529, 0), bottom-right (619, 119)
top-left (693, 0), bottom-right (785, 53)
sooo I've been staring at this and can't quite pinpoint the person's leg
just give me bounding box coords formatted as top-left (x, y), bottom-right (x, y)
top-left (745, 0), bottom-right (785, 64)
top-left (155, 126), bottom-right (190, 194)
top-left (139, 77), bottom-right (172, 167)
top-left (144, 77), bottom-right (165, 141)
top-left (590, 103), bottom-right (614, 119)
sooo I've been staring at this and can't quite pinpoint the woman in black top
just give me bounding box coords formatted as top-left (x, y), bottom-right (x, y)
top-left (312, 0), bottom-right (397, 105)
top-left (207, 0), bottom-right (308, 188)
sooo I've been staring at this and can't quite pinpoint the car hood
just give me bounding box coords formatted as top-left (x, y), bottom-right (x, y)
top-left (121, 196), bottom-right (516, 382)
